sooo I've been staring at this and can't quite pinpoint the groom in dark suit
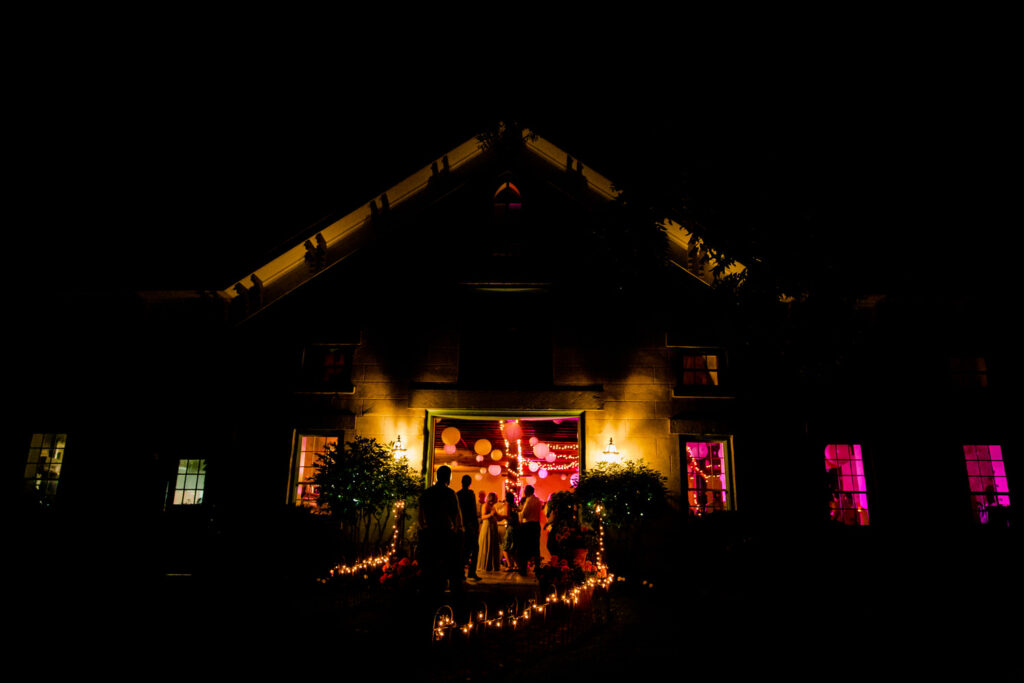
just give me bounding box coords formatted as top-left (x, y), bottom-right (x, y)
top-left (456, 475), bottom-right (481, 580)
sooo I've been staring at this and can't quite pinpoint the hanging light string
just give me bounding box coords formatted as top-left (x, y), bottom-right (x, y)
top-left (319, 500), bottom-right (406, 581)
top-left (431, 507), bottom-right (615, 642)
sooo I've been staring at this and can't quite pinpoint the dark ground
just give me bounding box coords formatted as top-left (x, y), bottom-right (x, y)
top-left (14, 522), bottom-right (1020, 680)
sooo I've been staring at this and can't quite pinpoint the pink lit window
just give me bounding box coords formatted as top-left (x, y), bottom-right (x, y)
top-left (963, 445), bottom-right (1011, 525)
top-left (293, 434), bottom-right (338, 508)
top-left (825, 444), bottom-right (870, 526)
top-left (685, 441), bottom-right (730, 516)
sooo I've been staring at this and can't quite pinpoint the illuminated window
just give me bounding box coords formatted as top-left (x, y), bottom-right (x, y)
top-left (300, 345), bottom-right (354, 392)
top-left (25, 433), bottom-right (67, 500)
top-left (292, 434), bottom-right (339, 507)
top-left (963, 445), bottom-right (1011, 526)
top-left (172, 459), bottom-right (206, 505)
top-left (684, 440), bottom-right (732, 516)
top-left (950, 356), bottom-right (988, 388)
top-left (824, 444), bottom-right (870, 526)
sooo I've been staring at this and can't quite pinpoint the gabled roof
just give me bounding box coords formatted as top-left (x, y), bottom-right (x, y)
top-left (220, 128), bottom-right (745, 319)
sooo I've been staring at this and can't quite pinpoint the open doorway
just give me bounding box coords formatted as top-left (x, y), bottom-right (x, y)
top-left (429, 414), bottom-right (582, 574)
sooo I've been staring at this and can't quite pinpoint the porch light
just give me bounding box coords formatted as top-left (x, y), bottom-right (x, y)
top-left (603, 438), bottom-right (619, 457)
top-left (393, 435), bottom-right (407, 459)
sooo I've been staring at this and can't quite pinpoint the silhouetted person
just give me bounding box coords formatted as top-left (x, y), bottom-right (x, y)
top-left (517, 485), bottom-right (542, 576)
top-left (418, 465), bottom-right (464, 593)
top-left (457, 475), bottom-right (481, 580)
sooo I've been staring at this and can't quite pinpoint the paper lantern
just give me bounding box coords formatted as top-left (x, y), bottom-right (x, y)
top-left (570, 473), bottom-right (580, 488)
top-left (488, 464), bottom-right (502, 476)
top-left (504, 421), bottom-right (523, 440)
top-left (479, 467), bottom-right (487, 474)
top-left (529, 436), bottom-right (539, 446)
top-left (528, 460), bottom-right (540, 472)
top-left (538, 468), bottom-right (548, 479)
top-left (444, 443), bottom-right (457, 455)
top-left (545, 452), bottom-right (556, 462)
top-left (474, 473), bottom-right (483, 481)
top-left (441, 427), bottom-right (461, 446)
top-left (560, 474), bottom-right (568, 481)
top-left (474, 439), bottom-right (492, 456)
top-left (534, 443), bottom-right (549, 458)
top-left (475, 454), bottom-right (485, 462)
top-left (490, 449), bottom-right (503, 461)
top-left (526, 476), bottom-right (537, 485)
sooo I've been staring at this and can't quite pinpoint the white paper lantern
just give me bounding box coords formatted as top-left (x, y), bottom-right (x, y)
top-left (528, 460), bottom-right (540, 472)
top-left (475, 454), bottom-right (485, 462)
top-left (538, 468), bottom-right (548, 479)
top-left (488, 464), bottom-right (502, 476)
top-left (545, 452), bottom-right (556, 462)
top-left (444, 443), bottom-right (457, 455)
top-left (534, 443), bottom-right (549, 458)
top-left (529, 436), bottom-right (539, 446)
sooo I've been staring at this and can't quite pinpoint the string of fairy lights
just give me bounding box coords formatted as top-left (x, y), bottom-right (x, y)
top-left (430, 506), bottom-right (613, 643)
top-left (318, 500), bottom-right (406, 581)
top-left (313, 433), bottom-right (618, 644)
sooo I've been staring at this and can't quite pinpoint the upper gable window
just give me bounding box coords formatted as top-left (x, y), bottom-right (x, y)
top-left (300, 345), bottom-right (355, 393)
top-left (494, 181), bottom-right (522, 211)
top-left (25, 433), bottom-right (67, 501)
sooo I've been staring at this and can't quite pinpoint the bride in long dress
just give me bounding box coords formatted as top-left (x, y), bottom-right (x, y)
top-left (476, 492), bottom-right (503, 573)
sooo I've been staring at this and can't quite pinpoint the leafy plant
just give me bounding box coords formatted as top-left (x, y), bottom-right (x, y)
top-left (311, 436), bottom-right (421, 553)
top-left (575, 459), bottom-right (669, 530)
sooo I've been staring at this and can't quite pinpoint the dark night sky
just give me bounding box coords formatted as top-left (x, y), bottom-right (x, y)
top-left (11, 42), bottom-right (1017, 301)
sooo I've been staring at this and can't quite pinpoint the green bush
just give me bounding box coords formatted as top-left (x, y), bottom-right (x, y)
top-left (575, 459), bottom-right (669, 530)
top-left (311, 436), bottom-right (421, 553)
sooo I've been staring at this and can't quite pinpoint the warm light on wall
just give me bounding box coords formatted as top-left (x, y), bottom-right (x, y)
top-left (393, 435), bottom-right (407, 459)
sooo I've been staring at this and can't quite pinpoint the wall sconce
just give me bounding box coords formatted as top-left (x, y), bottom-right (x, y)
top-left (393, 435), bottom-right (407, 459)
top-left (603, 437), bottom-right (619, 457)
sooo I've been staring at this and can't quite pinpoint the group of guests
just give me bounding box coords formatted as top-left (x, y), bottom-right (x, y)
top-left (418, 465), bottom-right (543, 591)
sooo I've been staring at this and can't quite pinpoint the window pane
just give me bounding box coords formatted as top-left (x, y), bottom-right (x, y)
top-left (685, 440), bottom-right (730, 516)
top-left (825, 444), bottom-right (869, 526)
top-left (186, 460), bottom-right (199, 474)
top-left (293, 435), bottom-right (338, 507)
top-left (962, 445), bottom-right (1011, 525)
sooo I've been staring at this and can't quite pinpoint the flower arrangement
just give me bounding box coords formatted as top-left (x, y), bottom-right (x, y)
top-left (535, 556), bottom-right (585, 596)
top-left (379, 556), bottom-right (421, 591)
